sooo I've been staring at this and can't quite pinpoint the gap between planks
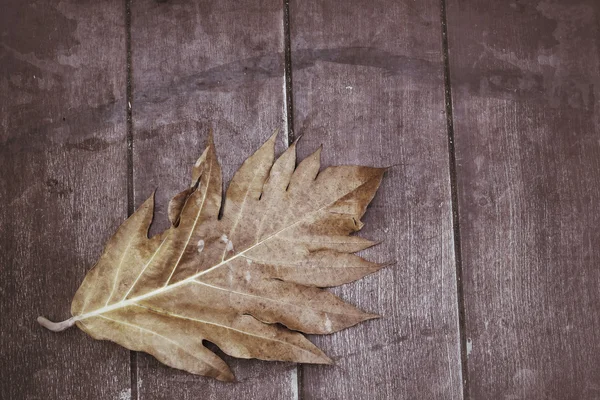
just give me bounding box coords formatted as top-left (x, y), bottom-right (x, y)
top-left (439, 0), bottom-right (469, 398)
top-left (283, 0), bottom-right (301, 399)
top-left (124, 0), bottom-right (138, 399)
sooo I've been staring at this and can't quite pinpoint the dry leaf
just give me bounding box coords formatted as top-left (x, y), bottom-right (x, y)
top-left (38, 131), bottom-right (387, 381)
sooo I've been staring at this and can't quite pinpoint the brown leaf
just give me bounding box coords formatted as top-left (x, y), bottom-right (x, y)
top-left (38, 131), bottom-right (387, 381)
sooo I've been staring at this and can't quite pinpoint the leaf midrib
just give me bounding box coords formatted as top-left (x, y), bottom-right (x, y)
top-left (74, 175), bottom-right (375, 323)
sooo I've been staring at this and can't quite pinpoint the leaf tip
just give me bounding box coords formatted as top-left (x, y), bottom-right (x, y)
top-left (145, 190), bottom-right (157, 206)
top-left (291, 133), bottom-right (303, 146)
top-left (206, 127), bottom-right (215, 146)
top-left (217, 371), bottom-right (236, 382)
top-left (256, 129), bottom-right (279, 156)
top-left (365, 239), bottom-right (384, 249)
top-left (268, 128), bottom-right (280, 142)
top-left (309, 143), bottom-right (323, 160)
top-left (322, 356), bottom-right (335, 365)
top-left (382, 162), bottom-right (406, 172)
top-left (371, 260), bottom-right (395, 272)
top-left (365, 312), bottom-right (382, 321)
top-left (313, 351), bottom-right (334, 365)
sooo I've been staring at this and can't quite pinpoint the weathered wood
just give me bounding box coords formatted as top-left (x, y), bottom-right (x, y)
top-left (130, 0), bottom-right (295, 398)
top-left (447, 0), bottom-right (600, 398)
top-left (289, 1), bottom-right (464, 398)
top-left (0, 1), bottom-right (130, 399)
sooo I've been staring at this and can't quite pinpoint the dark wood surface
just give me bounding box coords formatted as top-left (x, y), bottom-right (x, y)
top-left (447, 0), bottom-right (600, 399)
top-left (0, 1), bottom-right (130, 399)
top-left (289, 0), bottom-right (463, 399)
top-left (130, 1), bottom-right (295, 399)
top-left (2, 0), bottom-right (600, 399)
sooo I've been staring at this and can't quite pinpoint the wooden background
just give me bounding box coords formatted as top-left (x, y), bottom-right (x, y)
top-left (1, 0), bottom-right (599, 399)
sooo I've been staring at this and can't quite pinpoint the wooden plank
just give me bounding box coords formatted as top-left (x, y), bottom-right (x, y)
top-left (130, 1), bottom-right (295, 398)
top-left (447, 0), bottom-right (600, 398)
top-left (289, 1), bottom-right (464, 399)
top-left (0, 1), bottom-right (130, 399)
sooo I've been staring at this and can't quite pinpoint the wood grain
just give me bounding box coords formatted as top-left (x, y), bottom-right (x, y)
top-left (130, 0), bottom-right (295, 398)
top-left (0, 1), bottom-right (130, 399)
top-left (447, 0), bottom-right (600, 398)
top-left (289, 1), bottom-right (464, 399)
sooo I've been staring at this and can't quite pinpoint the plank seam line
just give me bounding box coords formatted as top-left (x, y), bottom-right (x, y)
top-left (125, 0), bottom-right (138, 399)
top-left (440, 0), bottom-right (470, 398)
top-left (283, 0), bottom-right (295, 145)
top-left (283, 1), bottom-right (301, 399)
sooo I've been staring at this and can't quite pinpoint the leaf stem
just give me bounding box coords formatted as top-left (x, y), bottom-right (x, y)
top-left (37, 316), bottom-right (76, 332)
